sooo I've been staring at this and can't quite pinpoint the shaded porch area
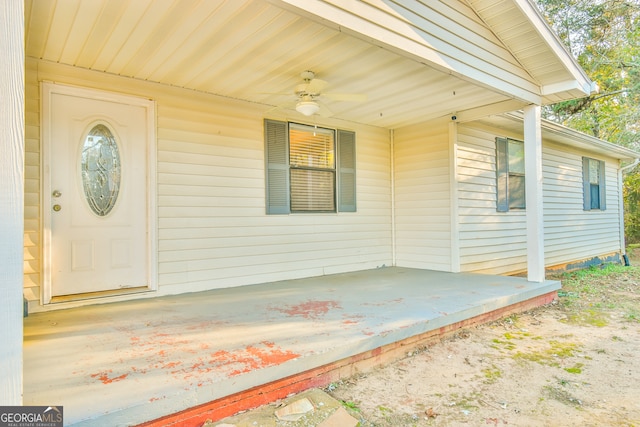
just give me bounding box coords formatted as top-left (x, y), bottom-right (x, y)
top-left (23, 267), bottom-right (560, 426)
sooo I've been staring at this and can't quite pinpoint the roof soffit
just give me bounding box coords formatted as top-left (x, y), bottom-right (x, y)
top-left (465, 0), bottom-right (594, 103)
top-left (272, 0), bottom-right (543, 105)
top-left (25, 0), bottom-right (592, 129)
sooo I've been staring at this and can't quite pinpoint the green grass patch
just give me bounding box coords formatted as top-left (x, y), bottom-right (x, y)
top-left (491, 338), bottom-right (516, 351)
top-left (340, 400), bottom-right (361, 412)
top-left (562, 309), bottom-right (609, 327)
top-left (564, 363), bottom-right (584, 374)
top-left (512, 340), bottom-right (579, 366)
top-left (482, 365), bottom-right (502, 384)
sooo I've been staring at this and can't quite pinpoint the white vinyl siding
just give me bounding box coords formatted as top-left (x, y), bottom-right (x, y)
top-left (543, 144), bottom-right (620, 267)
top-left (457, 123), bottom-right (624, 275)
top-left (24, 59), bottom-right (392, 310)
top-left (24, 58), bottom-right (40, 303)
top-left (457, 125), bottom-right (527, 274)
top-left (394, 118), bottom-right (452, 271)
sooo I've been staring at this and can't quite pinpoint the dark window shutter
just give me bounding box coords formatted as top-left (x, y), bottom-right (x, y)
top-left (582, 157), bottom-right (591, 210)
top-left (265, 119), bottom-right (290, 214)
top-left (599, 160), bottom-right (606, 210)
top-left (338, 129), bottom-right (356, 212)
top-left (496, 137), bottom-right (509, 212)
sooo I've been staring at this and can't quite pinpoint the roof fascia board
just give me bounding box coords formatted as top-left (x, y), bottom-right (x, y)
top-left (454, 99), bottom-right (529, 123)
top-left (542, 80), bottom-right (598, 97)
top-left (269, 0), bottom-right (541, 105)
top-left (512, 0), bottom-right (593, 97)
top-left (502, 112), bottom-right (640, 160)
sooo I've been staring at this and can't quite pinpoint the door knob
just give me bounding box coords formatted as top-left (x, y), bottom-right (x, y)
top-left (53, 204), bottom-right (62, 212)
top-left (52, 190), bottom-right (62, 198)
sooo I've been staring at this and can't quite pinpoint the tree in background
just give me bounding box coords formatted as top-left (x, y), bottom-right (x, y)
top-left (535, 0), bottom-right (640, 243)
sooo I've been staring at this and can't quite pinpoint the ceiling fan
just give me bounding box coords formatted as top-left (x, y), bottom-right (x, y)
top-left (270, 70), bottom-right (367, 117)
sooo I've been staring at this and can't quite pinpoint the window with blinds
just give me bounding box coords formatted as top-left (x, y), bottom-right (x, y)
top-left (289, 124), bottom-right (336, 212)
top-left (582, 157), bottom-right (606, 211)
top-left (264, 119), bottom-right (356, 214)
top-left (496, 137), bottom-right (525, 212)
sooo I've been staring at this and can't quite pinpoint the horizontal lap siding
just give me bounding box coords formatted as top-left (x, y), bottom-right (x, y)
top-left (26, 60), bottom-right (392, 306)
top-left (457, 125), bottom-right (527, 274)
top-left (457, 123), bottom-right (624, 275)
top-left (394, 119), bottom-right (452, 271)
top-left (157, 114), bottom-right (392, 293)
top-left (542, 142), bottom-right (621, 266)
top-left (24, 59), bottom-right (40, 305)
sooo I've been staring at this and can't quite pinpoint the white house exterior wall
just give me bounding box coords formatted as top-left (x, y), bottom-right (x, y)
top-left (542, 142), bottom-right (622, 267)
top-left (25, 60), bottom-right (393, 311)
top-left (456, 124), bottom-right (528, 274)
top-left (393, 118), bottom-right (453, 271)
top-left (456, 122), bottom-right (624, 275)
top-left (1, 0), bottom-right (24, 404)
top-left (23, 58), bottom-right (40, 303)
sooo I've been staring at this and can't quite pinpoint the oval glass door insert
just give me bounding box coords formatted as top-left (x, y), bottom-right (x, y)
top-left (81, 124), bottom-right (121, 216)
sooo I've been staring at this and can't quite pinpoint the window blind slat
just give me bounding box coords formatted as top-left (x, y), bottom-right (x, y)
top-left (291, 169), bottom-right (335, 211)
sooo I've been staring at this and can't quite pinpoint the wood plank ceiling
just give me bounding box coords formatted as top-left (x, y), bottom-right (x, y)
top-left (24, 0), bottom-right (574, 129)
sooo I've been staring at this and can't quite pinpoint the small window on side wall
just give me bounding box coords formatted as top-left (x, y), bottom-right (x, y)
top-left (583, 157), bottom-right (606, 210)
top-left (496, 137), bottom-right (525, 212)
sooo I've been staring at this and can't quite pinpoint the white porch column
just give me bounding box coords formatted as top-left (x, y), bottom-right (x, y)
top-left (523, 105), bottom-right (545, 282)
top-left (0, 0), bottom-right (25, 405)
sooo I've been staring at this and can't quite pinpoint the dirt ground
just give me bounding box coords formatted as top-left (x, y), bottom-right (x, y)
top-left (328, 248), bottom-right (640, 427)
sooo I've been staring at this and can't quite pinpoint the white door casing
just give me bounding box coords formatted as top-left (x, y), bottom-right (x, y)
top-left (42, 83), bottom-right (156, 303)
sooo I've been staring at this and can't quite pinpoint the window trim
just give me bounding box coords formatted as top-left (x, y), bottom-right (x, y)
top-left (496, 137), bottom-right (526, 212)
top-left (265, 119), bottom-right (356, 214)
top-left (582, 157), bottom-right (606, 211)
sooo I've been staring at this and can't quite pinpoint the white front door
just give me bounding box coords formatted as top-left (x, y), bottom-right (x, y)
top-left (43, 83), bottom-right (156, 301)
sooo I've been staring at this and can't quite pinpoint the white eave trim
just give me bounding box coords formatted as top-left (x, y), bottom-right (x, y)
top-left (542, 80), bottom-right (599, 97)
top-left (514, 0), bottom-right (594, 97)
top-left (503, 112), bottom-right (640, 160)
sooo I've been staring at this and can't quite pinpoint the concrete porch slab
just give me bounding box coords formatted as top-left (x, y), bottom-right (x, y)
top-left (23, 267), bottom-right (560, 426)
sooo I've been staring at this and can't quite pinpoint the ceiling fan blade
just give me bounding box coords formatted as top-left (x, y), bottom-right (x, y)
top-left (263, 100), bottom-right (296, 114)
top-left (259, 91), bottom-right (294, 96)
top-left (317, 102), bottom-right (333, 117)
top-left (323, 93), bottom-right (367, 102)
top-left (306, 78), bottom-right (328, 94)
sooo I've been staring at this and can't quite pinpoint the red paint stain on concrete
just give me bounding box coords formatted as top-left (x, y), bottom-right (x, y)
top-left (362, 298), bottom-right (404, 307)
top-left (205, 341), bottom-right (299, 378)
top-left (275, 300), bottom-right (341, 319)
top-left (91, 370), bottom-right (129, 384)
top-left (342, 313), bottom-right (365, 327)
top-left (162, 361), bottom-right (181, 369)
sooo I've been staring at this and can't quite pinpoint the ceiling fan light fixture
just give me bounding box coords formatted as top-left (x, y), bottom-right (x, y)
top-left (296, 99), bottom-right (320, 116)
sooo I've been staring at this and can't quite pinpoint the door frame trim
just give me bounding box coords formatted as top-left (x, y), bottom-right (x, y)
top-left (41, 82), bottom-right (157, 304)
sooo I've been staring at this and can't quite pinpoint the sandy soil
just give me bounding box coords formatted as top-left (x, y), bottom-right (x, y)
top-left (328, 249), bottom-right (640, 426)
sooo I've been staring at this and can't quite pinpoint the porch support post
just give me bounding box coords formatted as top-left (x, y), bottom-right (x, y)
top-left (449, 121), bottom-right (461, 272)
top-left (0, 0), bottom-right (25, 405)
top-left (523, 105), bottom-right (545, 282)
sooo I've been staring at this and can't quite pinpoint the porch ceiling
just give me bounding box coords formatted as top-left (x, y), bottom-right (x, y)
top-left (24, 0), bottom-right (583, 129)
